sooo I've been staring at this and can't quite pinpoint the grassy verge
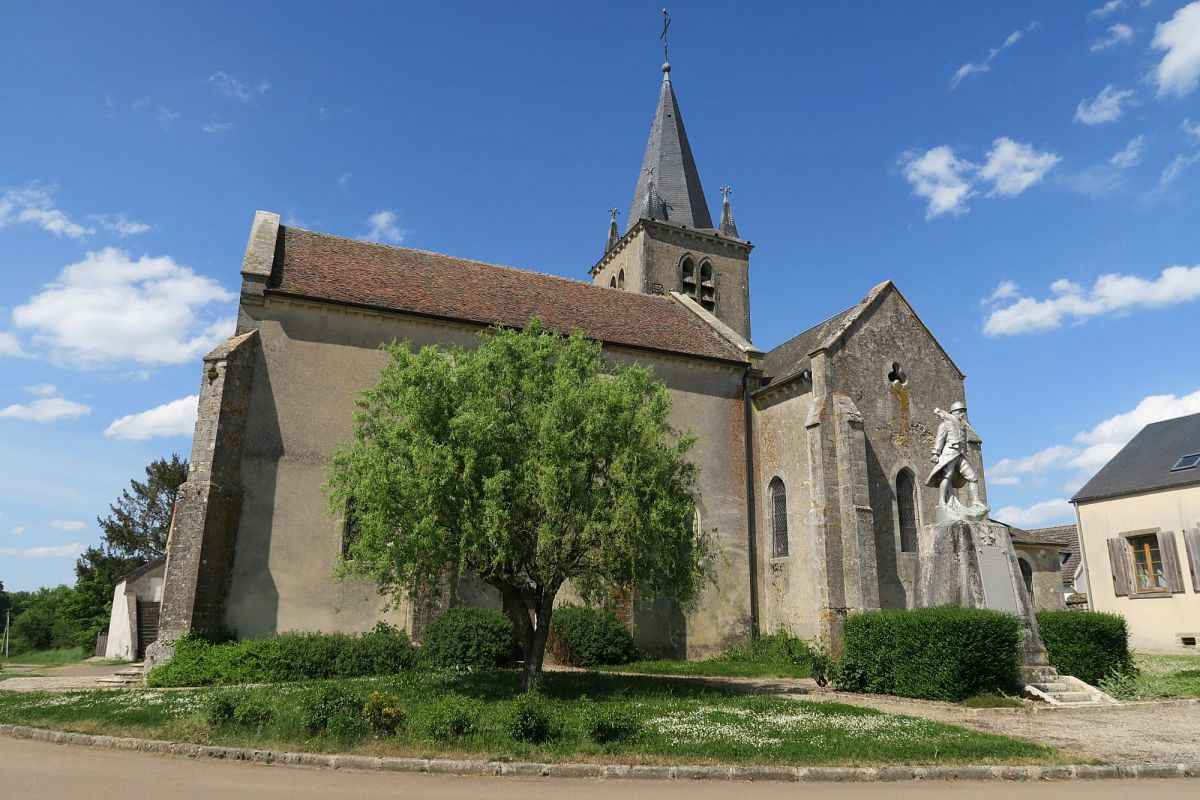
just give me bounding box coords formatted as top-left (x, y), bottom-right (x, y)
top-left (0, 670), bottom-right (1057, 766)
top-left (0, 648), bottom-right (89, 667)
top-left (1100, 652), bottom-right (1200, 700)
top-left (600, 658), bottom-right (812, 679)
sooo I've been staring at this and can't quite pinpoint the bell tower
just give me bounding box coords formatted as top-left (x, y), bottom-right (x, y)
top-left (590, 53), bottom-right (753, 341)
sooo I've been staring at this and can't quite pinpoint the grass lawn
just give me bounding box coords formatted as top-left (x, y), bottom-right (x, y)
top-left (0, 670), bottom-right (1057, 766)
top-left (599, 657), bottom-right (812, 680)
top-left (1101, 652), bottom-right (1200, 700)
top-left (0, 648), bottom-right (89, 667)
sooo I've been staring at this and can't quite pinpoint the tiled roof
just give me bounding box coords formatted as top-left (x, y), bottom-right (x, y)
top-left (266, 226), bottom-right (746, 364)
top-left (1016, 524), bottom-right (1081, 589)
top-left (1072, 412), bottom-right (1200, 502)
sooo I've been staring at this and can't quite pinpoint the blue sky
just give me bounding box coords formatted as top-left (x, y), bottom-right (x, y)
top-left (2, 1), bottom-right (1199, 591)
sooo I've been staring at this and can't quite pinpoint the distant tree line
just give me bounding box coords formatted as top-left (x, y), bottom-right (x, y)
top-left (1, 455), bottom-right (187, 656)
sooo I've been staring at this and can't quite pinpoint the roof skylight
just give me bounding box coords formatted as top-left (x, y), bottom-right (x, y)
top-left (1171, 453), bottom-right (1200, 472)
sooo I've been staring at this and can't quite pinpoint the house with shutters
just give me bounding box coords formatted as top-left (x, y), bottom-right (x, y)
top-left (1072, 411), bottom-right (1200, 652)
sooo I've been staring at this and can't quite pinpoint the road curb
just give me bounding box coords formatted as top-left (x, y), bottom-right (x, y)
top-left (1, 723), bottom-right (1198, 782)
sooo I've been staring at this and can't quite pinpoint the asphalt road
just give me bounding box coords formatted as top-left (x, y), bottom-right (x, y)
top-left (0, 737), bottom-right (1197, 800)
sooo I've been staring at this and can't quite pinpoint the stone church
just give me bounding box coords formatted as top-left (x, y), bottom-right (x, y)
top-left (150, 57), bottom-right (995, 664)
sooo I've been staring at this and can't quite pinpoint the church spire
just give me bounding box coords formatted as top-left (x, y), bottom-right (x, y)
top-left (627, 53), bottom-right (713, 232)
top-left (604, 208), bottom-right (621, 253)
top-left (718, 185), bottom-right (740, 239)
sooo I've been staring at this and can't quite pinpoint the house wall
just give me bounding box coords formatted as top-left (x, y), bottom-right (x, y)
top-left (823, 289), bottom-right (976, 611)
top-left (226, 294), bottom-right (752, 657)
top-left (1077, 485), bottom-right (1200, 651)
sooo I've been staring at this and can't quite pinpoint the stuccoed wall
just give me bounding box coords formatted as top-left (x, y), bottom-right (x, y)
top-left (1077, 486), bottom-right (1200, 651)
top-left (226, 294), bottom-right (753, 656)
top-left (823, 289), bottom-right (974, 611)
top-left (751, 382), bottom-right (824, 642)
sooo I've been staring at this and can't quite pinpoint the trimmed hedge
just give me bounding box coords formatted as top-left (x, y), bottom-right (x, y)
top-left (146, 622), bottom-right (415, 687)
top-left (419, 604), bottom-right (515, 669)
top-left (1036, 610), bottom-right (1132, 685)
top-left (548, 605), bottom-right (635, 667)
top-left (838, 606), bottom-right (1021, 701)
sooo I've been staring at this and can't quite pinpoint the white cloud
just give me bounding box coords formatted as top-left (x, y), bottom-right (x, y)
top-left (49, 520), bottom-right (87, 531)
top-left (22, 383), bottom-right (57, 396)
top-left (900, 147), bottom-right (976, 219)
top-left (202, 116), bottom-right (234, 134)
top-left (1089, 0), bottom-right (1126, 20)
top-left (0, 543), bottom-right (83, 558)
top-left (208, 71), bottom-right (270, 103)
top-left (979, 137), bottom-right (1062, 197)
top-left (989, 280), bottom-right (1020, 302)
top-left (0, 184), bottom-right (94, 238)
top-left (89, 213), bottom-right (150, 237)
top-left (1110, 134), bottom-right (1146, 168)
top-left (104, 395), bottom-right (198, 441)
top-left (1160, 152), bottom-right (1200, 185)
top-left (364, 210), bottom-right (404, 243)
top-left (949, 24), bottom-right (1036, 90)
top-left (1183, 118), bottom-right (1200, 139)
top-left (1091, 22), bottom-right (1135, 51)
top-left (1152, 2), bottom-right (1200, 97)
top-left (0, 331), bottom-right (27, 358)
top-left (995, 499), bottom-right (1074, 527)
top-left (10, 526), bottom-right (26, 536)
top-left (1074, 84), bottom-right (1136, 125)
top-left (984, 264), bottom-right (1200, 335)
top-left (132, 98), bottom-right (180, 128)
top-left (11, 248), bottom-right (234, 366)
top-left (0, 396), bottom-right (90, 422)
top-left (990, 390), bottom-right (1200, 493)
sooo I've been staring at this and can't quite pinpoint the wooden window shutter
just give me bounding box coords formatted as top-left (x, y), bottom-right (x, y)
top-left (1106, 537), bottom-right (1131, 596)
top-left (1184, 528), bottom-right (1200, 593)
top-left (1158, 531), bottom-right (1185, 594)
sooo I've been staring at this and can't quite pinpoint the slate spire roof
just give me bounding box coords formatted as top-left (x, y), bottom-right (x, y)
top-left (628, 63), bottom-right (713, 232)
top-left (719, 186), bottom-right (740, 239)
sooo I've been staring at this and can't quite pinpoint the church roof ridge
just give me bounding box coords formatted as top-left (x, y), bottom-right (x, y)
top-left (263, 222), bottom-right (748, 365)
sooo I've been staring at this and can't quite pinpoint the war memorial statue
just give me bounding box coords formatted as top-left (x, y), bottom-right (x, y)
top-left (926, 401), bottom-right (987, 520)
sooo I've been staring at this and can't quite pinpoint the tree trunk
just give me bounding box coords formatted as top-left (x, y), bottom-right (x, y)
top-left (521, 600), bottom-right (554, 692)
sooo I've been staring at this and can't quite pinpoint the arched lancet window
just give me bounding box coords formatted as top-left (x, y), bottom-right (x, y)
top-left (680, 256), bottom-right (697, 298)
top-left (896, 470), bottom-right (918, 554)
top-left (698, 260), bottom-right (716, 311)
top-left (609, 276), bottom-right (617, 288)
top-left (617, 269), bottom-right (625, 290)
top-left (1019, 557), bottom-right (1034, 599)
top-left (769, 477), bottom-right (788, 558)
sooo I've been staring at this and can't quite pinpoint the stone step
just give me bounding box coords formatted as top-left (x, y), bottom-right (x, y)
top-left (113, 668), bottom-right (143, 677)
top-left (1030, 682), bottom-right (1068, 693)
top-left (96, 677), bottom-right (140, 686)
top-left (1048, 691), bottom-right (1096, 704)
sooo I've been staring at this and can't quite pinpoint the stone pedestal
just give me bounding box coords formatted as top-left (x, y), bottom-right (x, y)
top-left (917, 516), bottom-right (1048, 671)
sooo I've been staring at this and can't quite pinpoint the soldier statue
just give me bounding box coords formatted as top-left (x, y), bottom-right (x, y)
top-left (926, 401), bottom-right (985, 510)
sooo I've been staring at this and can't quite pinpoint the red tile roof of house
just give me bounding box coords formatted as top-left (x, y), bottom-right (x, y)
top-left (266, 226), bottom-right (746, 364)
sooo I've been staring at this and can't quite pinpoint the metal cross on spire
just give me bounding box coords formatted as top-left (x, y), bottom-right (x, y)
top-left (720, 185), bottom-right (732, 201)
top-left (608, 207), bottom-right (620, 222)
top-left (660, 8), bottom-right (671, 64)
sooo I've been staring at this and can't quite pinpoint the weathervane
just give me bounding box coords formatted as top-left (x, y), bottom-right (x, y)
top-left (720, 185), bottom-right (732, 201)
top-left (608, 207), bottom-right (620, 222)
top-left (661, 8), bottom-right (671, 63)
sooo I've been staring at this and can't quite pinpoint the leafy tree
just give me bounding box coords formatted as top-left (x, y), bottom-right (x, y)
top-left (71, 454), bottom-right (189, 649)
top-left (326, 320), bottom-right (711, 690)
top-left (11, 586), bottom-right (79, 652)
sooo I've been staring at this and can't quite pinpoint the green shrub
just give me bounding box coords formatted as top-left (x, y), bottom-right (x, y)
top-left (301, 684), bottom-right (368, 741)
top-left (362, 691), bottom-right (407, 736)
top-left (146, 624), bottom-right (415, 687)
top-left (725, 631), bottom-right (814, 668)
top-left (838, 606), bottom-right (1021, 701)
top-left (584, 703), bottom-right (641, 744)
top-left (548, 605), bottom-right (635, 667)
top-left (1036, 610), bottom-right (1132, 685)
top-left (503, 691), bottom-right (557, 743)
top-left (203, 689), bottom-right (275, 730)
top-left (416, 692), bottom-right (481, 739)
top-left (419, 605), bottom-right (514, 670)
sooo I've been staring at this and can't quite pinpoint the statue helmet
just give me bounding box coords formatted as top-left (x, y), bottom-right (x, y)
top-left (950, 401), bottom-right (967, 413)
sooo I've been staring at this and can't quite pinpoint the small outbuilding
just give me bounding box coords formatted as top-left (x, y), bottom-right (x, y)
top-left (102, 555), bottom-right (165, 662)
